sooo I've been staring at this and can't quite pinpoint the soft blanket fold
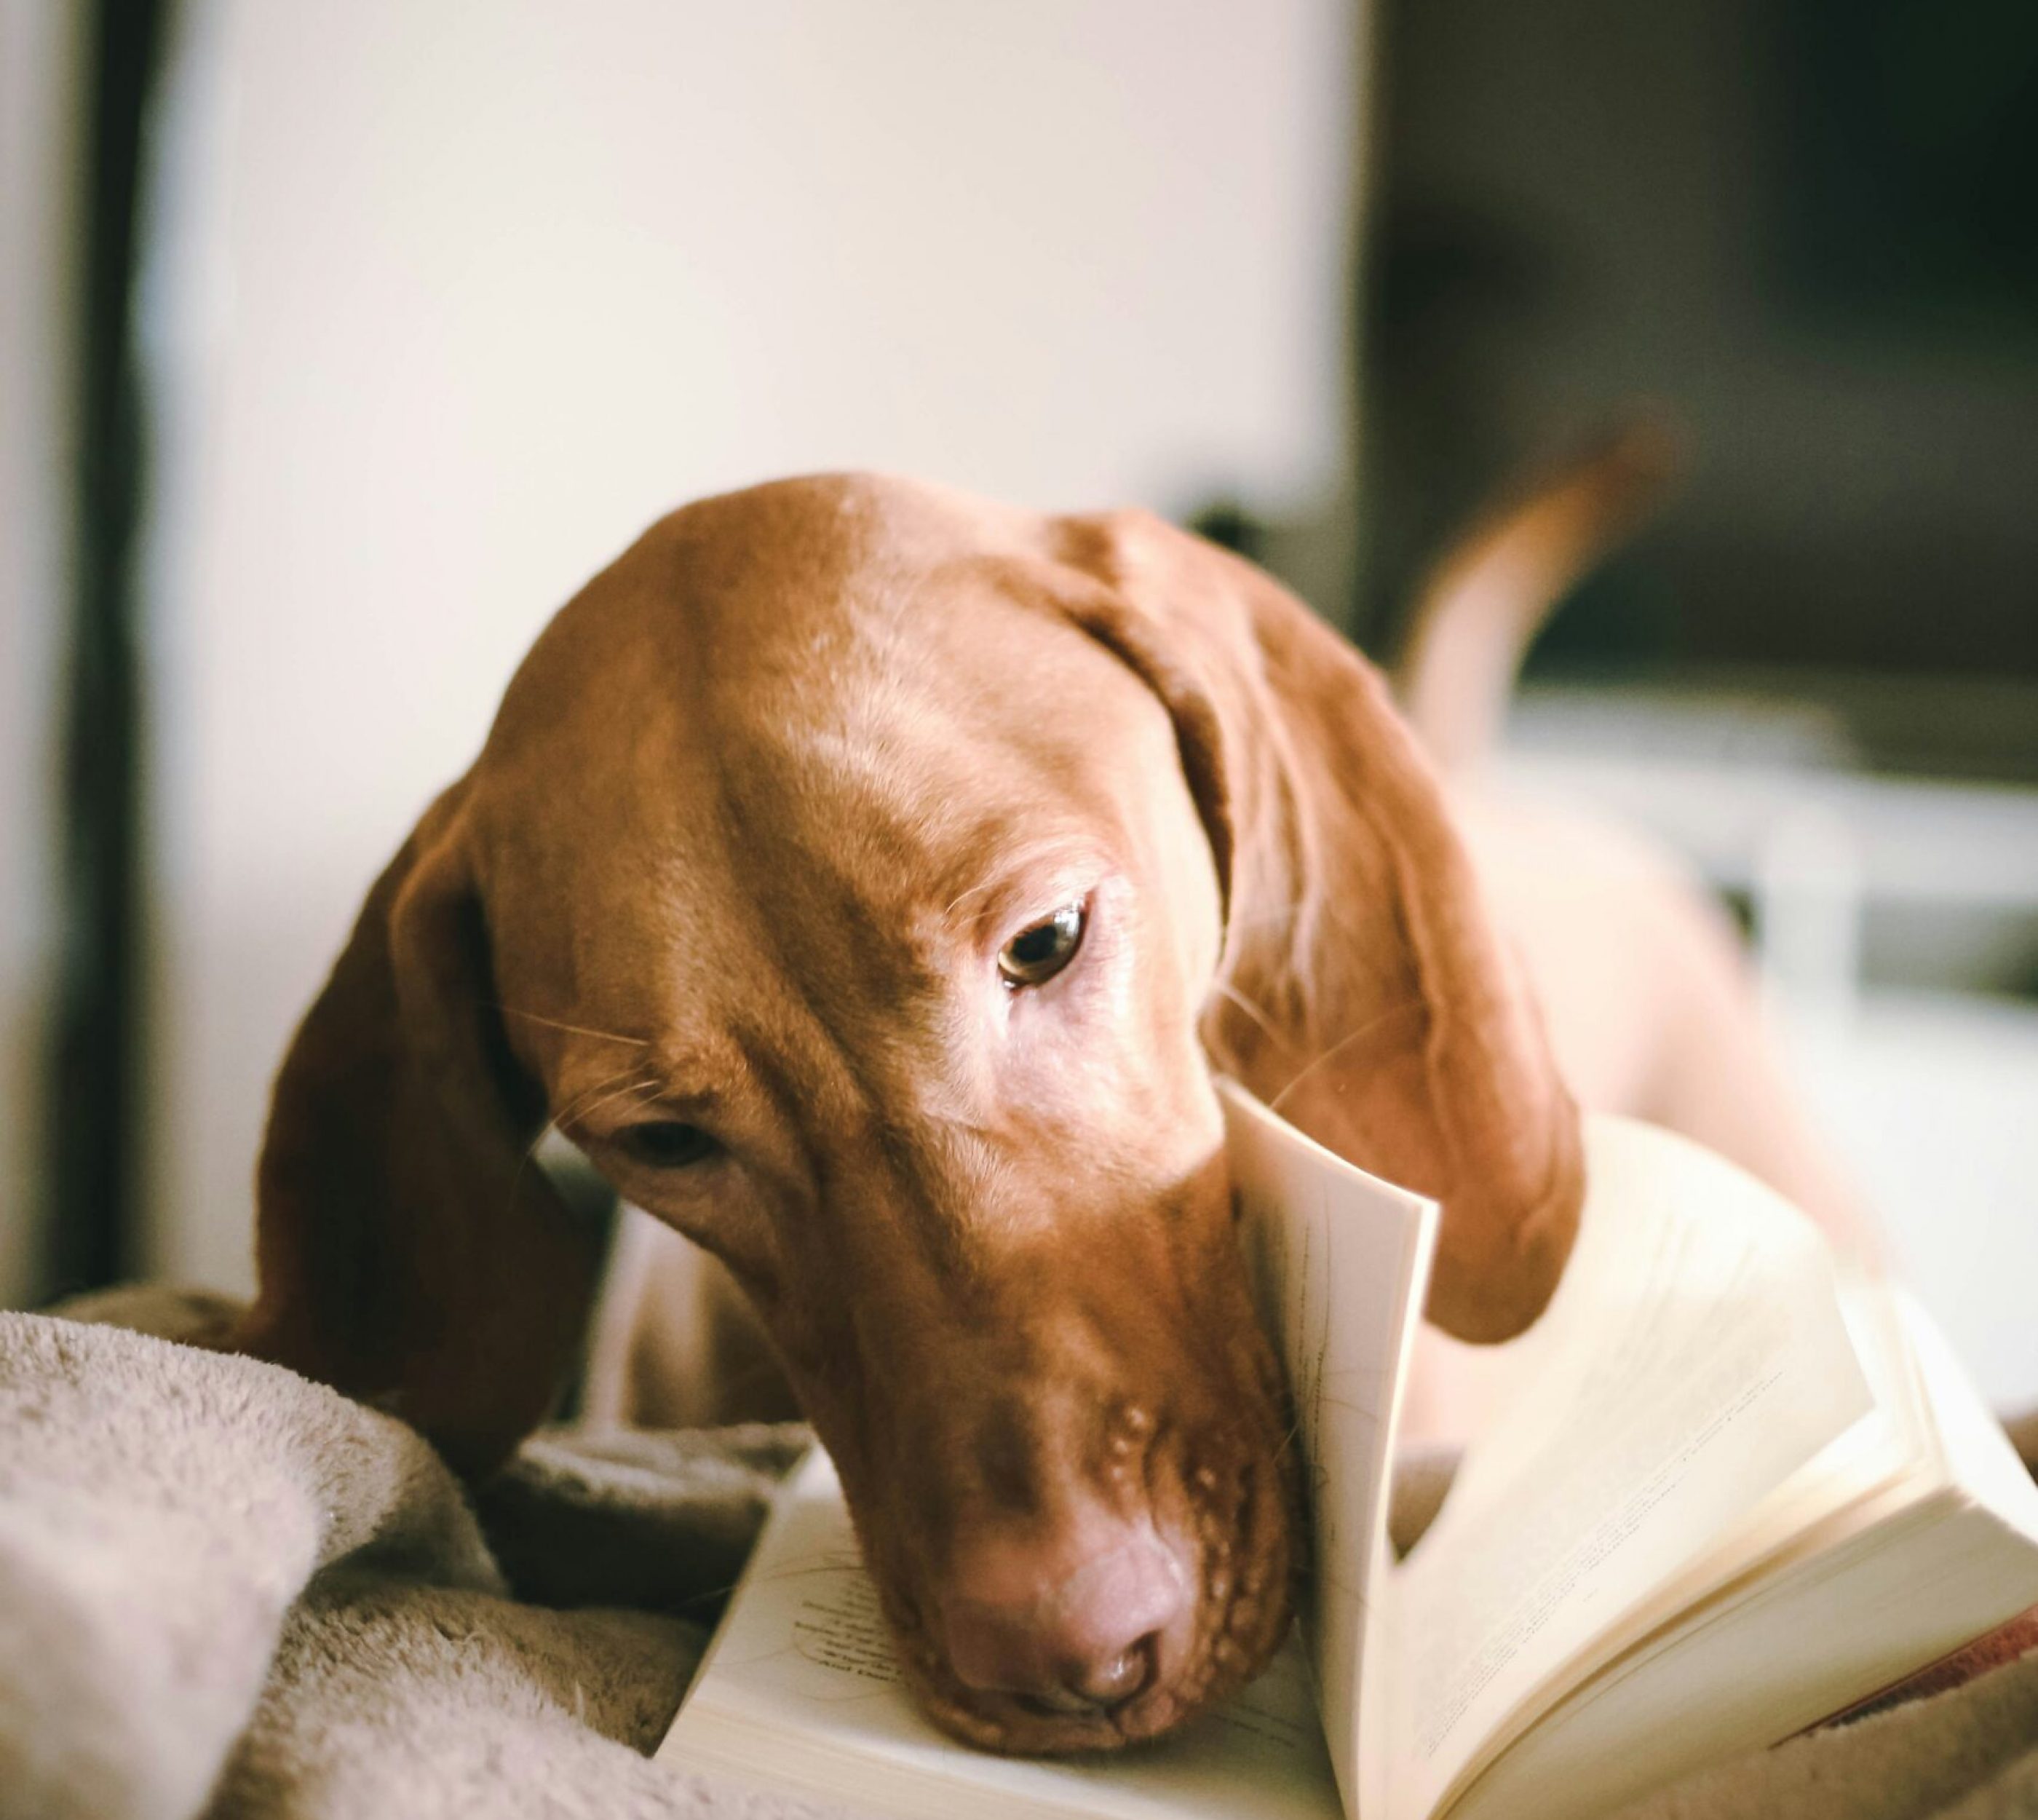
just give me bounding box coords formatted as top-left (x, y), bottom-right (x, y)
top-left (1, 1299), bottom-right (2034, 1820)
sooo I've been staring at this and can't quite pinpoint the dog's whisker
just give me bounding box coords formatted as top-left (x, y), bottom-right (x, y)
top-left (559, 1070), bottom-right (665, 1135)
top-left (608, 1080), bottom-right (670, 1122)
top-left (542, 1061), bottom-right (664, 1142)
top-left (493, 1005), bottom-right (650, 1048)
top-left (518, 1064), bottom-right (665, 1180)
top-left (1207, 979), bottom-right (1297, 1064)
top-left (504, 1068), bottom-right (665, 1248)
top-left (496, 1060), bottom-right (660, 1262)
top-left (1267, 998), bottom-right (1430, 1122)
top-left (1218, 903), bottom-right (1306, 938)
top-left (939, 878), bottom-right (1003, 919)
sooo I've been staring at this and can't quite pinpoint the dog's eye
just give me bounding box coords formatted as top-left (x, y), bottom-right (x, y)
top-left (998, 902), bottom-right (1085, 988)
top-left (614, 1121), bottom-right (719, 1168)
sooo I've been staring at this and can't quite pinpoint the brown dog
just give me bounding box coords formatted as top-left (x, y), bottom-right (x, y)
top-left (234, 470), bottom-right (1846, 1754)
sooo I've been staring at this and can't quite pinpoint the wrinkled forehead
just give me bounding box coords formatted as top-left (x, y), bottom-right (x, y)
top-left (470, 523), bottom-right (1191, 1064)
top-left (721, 566), bottom-right (1166, 878)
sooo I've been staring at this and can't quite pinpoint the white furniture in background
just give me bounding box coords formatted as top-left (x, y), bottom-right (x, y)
top-left (1504, 695), bottom-right (2038, 1415)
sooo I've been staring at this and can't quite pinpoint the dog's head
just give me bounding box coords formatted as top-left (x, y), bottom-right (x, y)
top-left (237, 475), bottom-right (1581, 1752)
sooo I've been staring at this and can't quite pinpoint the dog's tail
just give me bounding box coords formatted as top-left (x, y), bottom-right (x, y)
top-left (1394, 414), bottom-right (1685, 772)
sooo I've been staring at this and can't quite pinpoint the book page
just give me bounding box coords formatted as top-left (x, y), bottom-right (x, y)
top-left (1384, 1117), bottom-right (1874, 1820)
top-left (659, 1447), bottom-right (1344, 1820)
top-left (1579, 1268), bottom-right (1918, 1639)
top-left (1445, 1285), bottom-right (2038, 1820)
top-left (1418, 1265), bottom-right (1914, 1768)
top-left (1221, 1078), bottom-right (1438, 1820)
top-left (1901, 1284), bottom-right (2038, 1543)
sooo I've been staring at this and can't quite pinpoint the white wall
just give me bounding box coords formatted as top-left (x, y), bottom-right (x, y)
top-left (145, 0), bottom-right (1362, 1291)
top-left (0, 0), bottom-right (80, 1308)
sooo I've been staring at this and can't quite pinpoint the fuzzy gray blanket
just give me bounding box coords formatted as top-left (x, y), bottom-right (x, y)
top-left (2, 1297), bottom-right (2034, 1820)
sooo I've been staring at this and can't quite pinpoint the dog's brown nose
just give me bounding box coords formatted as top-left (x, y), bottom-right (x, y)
top-left (940, 1519), bottom-right (1191, 1712)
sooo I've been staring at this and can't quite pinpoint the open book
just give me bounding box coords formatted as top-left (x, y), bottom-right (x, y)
top-left (657, 1084), bottom-right (2038, 1820)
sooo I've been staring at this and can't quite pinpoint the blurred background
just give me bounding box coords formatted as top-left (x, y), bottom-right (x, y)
top-left (2, 0), bottom-right (2033, 1407)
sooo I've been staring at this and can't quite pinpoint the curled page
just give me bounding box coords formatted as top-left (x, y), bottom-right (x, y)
top-left (1224, 1077), bottom-right (1440, 1820)
top-left (1386, 1116), bottom-right (1874, 1820)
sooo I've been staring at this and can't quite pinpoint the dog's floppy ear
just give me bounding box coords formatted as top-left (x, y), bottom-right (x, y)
top-left (1049, 511), bottom-right (1583, 1342)
top-left (232, 782), bottom-right (603, 1473)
